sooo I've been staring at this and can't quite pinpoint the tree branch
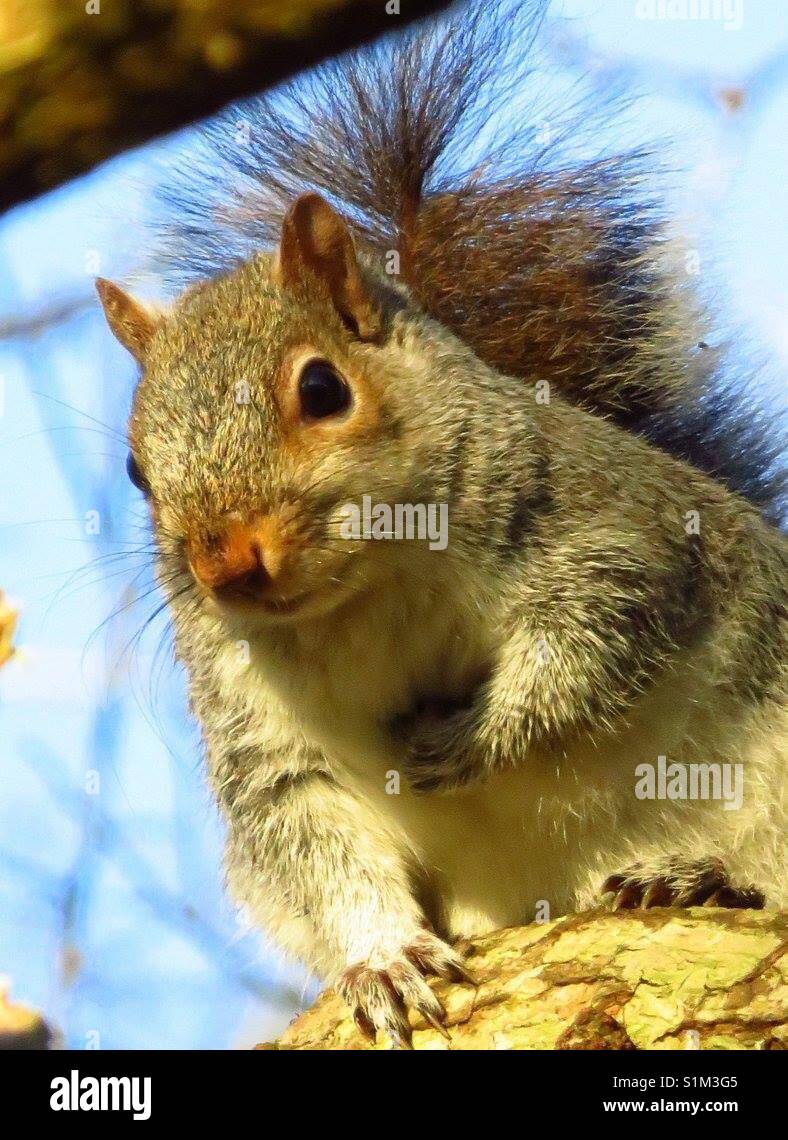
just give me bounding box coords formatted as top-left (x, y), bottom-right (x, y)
top-left (262, 908), bottom-right (788, 1050)
top-left (0, 0), bottom-right (450, 215)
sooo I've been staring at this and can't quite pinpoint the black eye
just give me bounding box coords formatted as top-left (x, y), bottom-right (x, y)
top-left (298, 360), bottom-right (351, 420)
top-left (126, 452), bottom-right (150, 495)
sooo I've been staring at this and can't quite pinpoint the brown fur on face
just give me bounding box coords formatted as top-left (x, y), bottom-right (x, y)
top-left (99, 207), bottom-right (433, 627)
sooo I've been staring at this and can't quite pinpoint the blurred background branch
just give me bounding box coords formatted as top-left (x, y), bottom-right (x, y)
top-left (0, 591), bottom-right (17, 667)
top-left (0, 294), bottom-right (93, 340)
top-left (0, 0), bottom-right (450, 215)
top-left (0, 984), bottom-right (52, 1049)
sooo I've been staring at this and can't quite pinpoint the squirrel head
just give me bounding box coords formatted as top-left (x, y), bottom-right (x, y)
top-left (97, 193), bottom-right (467, 626)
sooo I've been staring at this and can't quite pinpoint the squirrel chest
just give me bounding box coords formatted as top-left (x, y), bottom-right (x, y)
top-left (206, 583), bottom-right (722, 937)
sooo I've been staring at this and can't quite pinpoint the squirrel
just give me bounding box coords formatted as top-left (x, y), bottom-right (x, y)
top-left (96, 0), bottom-right (786, 1046)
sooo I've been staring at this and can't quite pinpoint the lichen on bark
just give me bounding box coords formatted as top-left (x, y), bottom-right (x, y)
top-left (262, 908), bottom-right (788, 1050)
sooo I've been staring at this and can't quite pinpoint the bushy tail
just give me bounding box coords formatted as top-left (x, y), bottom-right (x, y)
top-left (160, 0), bottom-right (786, 524)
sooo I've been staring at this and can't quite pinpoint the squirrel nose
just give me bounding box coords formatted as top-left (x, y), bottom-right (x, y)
top-left (214, 560), bottom-right (272, 602)
top-left (188, 520), bottom-right (276, 599)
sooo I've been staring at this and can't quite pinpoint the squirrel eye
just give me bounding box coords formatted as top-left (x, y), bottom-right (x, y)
top-left (298, 360), bottom-right (351, 420)
top-left (126, 451), bottom-right (151, 495)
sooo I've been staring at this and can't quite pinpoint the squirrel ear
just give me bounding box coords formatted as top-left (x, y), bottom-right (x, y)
top-left (276, 193), bottom-right (381, 340)
top-left (95, 278), bottom-right (162, 363)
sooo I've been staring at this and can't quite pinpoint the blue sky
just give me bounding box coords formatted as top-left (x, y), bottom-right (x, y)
top-left (0, 0), bottom-right (785, 1048)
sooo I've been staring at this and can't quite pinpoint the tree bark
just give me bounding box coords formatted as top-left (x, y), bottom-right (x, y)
top-left (0, 0), bottom-right (450, 215)
top-left (262, 908), bottom-right (788, 1050)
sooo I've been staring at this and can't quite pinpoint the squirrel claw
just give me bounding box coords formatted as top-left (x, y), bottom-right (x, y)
top-left (601, 858), bottom-right (765, 911)
top-left (353, 1008), bottom-right (377, 1042)
top-left (417, 1001), bottom-right (451, 1039)
top-left (447, 960), bottom-right (478, 986)
top-left (340, 930), bottom-right (463, 1048)
top-left (701, 885), bottom-right (764, 908)
top-left (612, 883), bottom-right (642, 910)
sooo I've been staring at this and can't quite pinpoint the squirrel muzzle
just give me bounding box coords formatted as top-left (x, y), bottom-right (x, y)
top-left (187, 515), bottom-right (291, 605)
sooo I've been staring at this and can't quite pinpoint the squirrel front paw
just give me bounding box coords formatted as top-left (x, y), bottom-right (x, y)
top-left (393, 704), bottom-right (482, 793)
top-left (601, 857), bottom-right (765, 910)
top-left (338, 931), bottom-right (474, 1048)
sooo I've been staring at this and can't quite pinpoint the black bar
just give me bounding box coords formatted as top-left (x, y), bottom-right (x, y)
top-left (1, 1048), bottom-right (777, 1125)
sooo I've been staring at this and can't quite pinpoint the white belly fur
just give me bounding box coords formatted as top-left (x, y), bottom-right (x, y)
top-left (338, 641), bottom-right (786, 936)
top-left (215, 594), bottom-right (786, 940)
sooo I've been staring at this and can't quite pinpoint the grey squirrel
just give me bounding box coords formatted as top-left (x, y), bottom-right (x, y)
top-left (97, 0), bottom-right (786, 1046)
